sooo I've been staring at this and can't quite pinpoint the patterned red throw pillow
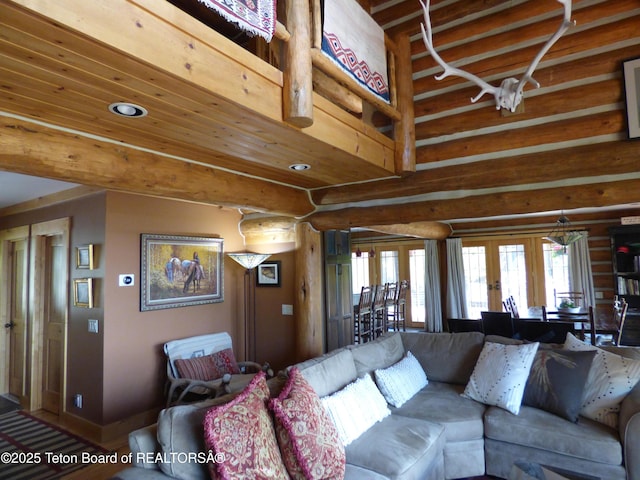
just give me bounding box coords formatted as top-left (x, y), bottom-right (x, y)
top-left (203, 372), bottom-right (290, 480)
top-left (269, 367), bottom-right (346, 480)
top-left (174, 354), bottom-right (217, 381)
top-left (210, 348), bottom-right (241, 376)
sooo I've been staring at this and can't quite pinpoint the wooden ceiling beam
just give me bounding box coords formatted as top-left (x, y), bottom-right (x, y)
top-left (307, 178), bottom-right (640, 230)
top-left (312, 141), bottom-right (640, 207)
top-left (0, 118), bottom-right (314, 217)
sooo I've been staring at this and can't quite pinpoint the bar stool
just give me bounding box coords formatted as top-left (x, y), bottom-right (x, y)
top-left (371, 284), bottom-right (387, 338)
top-left (354, 285), bottom-right (373, 343)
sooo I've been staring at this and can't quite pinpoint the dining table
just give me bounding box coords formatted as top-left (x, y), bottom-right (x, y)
top-left (525, 306), bottom-right (618, 341)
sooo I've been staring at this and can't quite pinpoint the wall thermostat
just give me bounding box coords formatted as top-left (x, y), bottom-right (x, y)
top-left (118, 274), bottom-right (135, 286)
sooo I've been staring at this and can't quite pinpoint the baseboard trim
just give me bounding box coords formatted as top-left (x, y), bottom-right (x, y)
top-left (61, 407), bottom-right (161, 443)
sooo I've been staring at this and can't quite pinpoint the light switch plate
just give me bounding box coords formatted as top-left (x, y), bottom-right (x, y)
top-left (282, 304), bottom-right (293, 315)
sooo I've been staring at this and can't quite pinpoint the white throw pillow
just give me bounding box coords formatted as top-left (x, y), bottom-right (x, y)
top-left (374, 351), bottom-right (428, 407)
top-left (462, 341), bottom-right (539, 415)
top-left (563, 332), bottom-right (640, 427)
top-left (321, 374), bottom-right (390, 446)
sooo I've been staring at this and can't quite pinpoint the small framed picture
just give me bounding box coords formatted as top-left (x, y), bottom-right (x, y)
top-left (623, 56), bottom-right (640, 139)
top-left (256, 261), bottom-right (281, 287)
top-left (73, 278), bottom-right (94, 308)
top-left (76, 244), bottom-right (95, 269)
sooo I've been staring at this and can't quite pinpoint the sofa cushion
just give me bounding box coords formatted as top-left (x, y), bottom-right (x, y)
top-left (296, 348), bottom-right (357, 398)
top-left (564, 332), bottom-right (640, 427)
top-left (203, 372), bottom-right (289, 480)
top-left (522, 349), bottom-right (596, 422)
top-left (321, 374), bottom-right (390, 446)
top-left (269, 367), bottom-right (345, 480)
top-left (393, 382), bottom-right (485, 442)
top-left (484, 405), bottom-right (623, 465)
top-left (463, 341), bottom-right (539, 415)
top-left (348, 333), bottom-right (405, 377)
top-left (400, 332), bottom-right (485, 384)
top-left (345, 415), bottom-right (445, 480)
top-left (374, 351), bottom-right (428, 407)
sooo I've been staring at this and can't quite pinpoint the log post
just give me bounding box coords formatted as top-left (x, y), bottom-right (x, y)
top-left (294, 222), bottom-right (324, 361)
top-left (283, 0), bottom-right (314, 128)
top-left (392, 33), bottom-right (416, 175)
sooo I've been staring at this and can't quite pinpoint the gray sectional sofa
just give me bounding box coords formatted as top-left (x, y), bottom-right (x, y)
top-left (112, 331), bottom-right (640, 480)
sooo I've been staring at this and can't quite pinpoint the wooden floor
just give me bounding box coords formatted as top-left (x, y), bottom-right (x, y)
top-left (29, 410), bottom-right (131, 480)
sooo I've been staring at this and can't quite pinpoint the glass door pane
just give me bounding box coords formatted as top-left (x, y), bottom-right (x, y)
top-left (379, 250), bottom-right (399, 284)
top-left (462, 245), bottom-right (488, 319)
top-left (409, 249), bottom-right (425, 324)
top-left (498, 244), bottom-right (528, 310)
top-left (542, 242), bottom-right (570, 308)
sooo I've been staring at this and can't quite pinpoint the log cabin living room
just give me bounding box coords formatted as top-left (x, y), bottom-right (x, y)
top-left (1, 0), bottom-right (640, 479)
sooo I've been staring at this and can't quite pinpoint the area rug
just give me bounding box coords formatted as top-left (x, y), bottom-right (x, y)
top-left (196, 0), bottom-right (276, 41)
top-left (321, 0), bottom-right (390, 103)
top-left (0, 410), bottom-right (109, 480)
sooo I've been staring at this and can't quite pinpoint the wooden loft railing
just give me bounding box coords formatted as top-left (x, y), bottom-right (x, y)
top-left (271, 0), bottom-right (416, 176)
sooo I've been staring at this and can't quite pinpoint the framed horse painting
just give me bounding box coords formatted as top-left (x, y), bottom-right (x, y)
top-left (140, 234), bottom-right (224, 311)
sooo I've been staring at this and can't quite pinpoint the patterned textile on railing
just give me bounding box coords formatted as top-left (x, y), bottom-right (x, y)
top-left (321, 0), bottom-right (390, 103)
top-left (196, 0), bottom-right (276, 42)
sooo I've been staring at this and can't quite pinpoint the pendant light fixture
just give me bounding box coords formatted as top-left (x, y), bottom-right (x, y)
top-left (544, 214), bottom-right (583, 253)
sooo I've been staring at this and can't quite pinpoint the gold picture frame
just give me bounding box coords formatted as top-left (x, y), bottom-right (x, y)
top-left (76, 244), bottom-right (94, 269)
top-left (73, 278), bottom-right (94, 308)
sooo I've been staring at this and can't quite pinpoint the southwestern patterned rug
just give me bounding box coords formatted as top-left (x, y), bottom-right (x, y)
top-left (0, 410), bottom-right (109, 480)
top-left (195, 0), bottom-right (276, 41)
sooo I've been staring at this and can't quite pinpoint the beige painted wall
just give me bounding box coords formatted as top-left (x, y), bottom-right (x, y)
top-left (101, 192), bottom-right (298, 423)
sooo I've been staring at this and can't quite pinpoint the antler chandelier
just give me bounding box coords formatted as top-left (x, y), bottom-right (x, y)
top-left (420, 0), bottom-right (575, 112)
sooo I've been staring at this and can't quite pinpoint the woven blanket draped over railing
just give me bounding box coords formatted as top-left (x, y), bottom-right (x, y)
top-left (321, 0), bottom-right (390, 103)
top-left (196, 0), bottom-right (276, 42)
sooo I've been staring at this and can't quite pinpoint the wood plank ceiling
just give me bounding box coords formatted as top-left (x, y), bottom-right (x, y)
top-left (1, 0), bottom-right (639, 234)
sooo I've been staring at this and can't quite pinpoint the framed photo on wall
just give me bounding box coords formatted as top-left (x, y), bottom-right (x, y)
top-left (73, 278), bottom-right (94, 308)
top-left (256, 260), bottom-right (281, 287)
top-left (140, 234), bottom-right (224, 311)
top-left (76, 244), bottom-right (95, 269)
top-left (623, 56), bottom-right (640, 139)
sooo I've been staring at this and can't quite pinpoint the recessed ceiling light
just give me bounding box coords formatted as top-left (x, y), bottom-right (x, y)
top-left (108, 102), bottom-right (148, 118)
top-left (289, 163), bottom-right (311, 171)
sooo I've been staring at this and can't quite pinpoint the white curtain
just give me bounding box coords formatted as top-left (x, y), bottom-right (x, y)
top-left (446, 238), bottom-right (468, 318)
top-left (569, 233), bottom-right (596, 309)
top-left (424, 239), bottom-right (443, 332)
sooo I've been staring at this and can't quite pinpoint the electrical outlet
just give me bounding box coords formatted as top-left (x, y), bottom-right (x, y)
top-left (74, 394), bottom-right (83, 409)
top-left (88, 319), bottom-right (99, 333)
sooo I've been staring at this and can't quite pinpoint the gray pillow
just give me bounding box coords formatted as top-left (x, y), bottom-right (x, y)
top-left (522, 349), bottom-right (596, 422)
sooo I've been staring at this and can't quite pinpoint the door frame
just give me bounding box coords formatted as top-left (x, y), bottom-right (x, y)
top-left (462, 234), bottom-right (547, 312)
top-left (0, 218), bottom-right (69, 411)
top-left (29, 218), bottom-right (70, 412)
top-left (0, 225), bottom-right (30, 400)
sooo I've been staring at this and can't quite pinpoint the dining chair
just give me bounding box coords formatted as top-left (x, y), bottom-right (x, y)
top-left (447, 318), bottom-right (484, 333)
top-left (587, 300), bottom-right (628, 346)
top-left (554, 289), bottom-right (584, 308)
top-left (480, 311), bottom-right (515, 338)
top-left (513, 319), bottom-right (574, 343)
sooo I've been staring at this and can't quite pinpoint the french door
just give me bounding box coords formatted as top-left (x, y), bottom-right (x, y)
top-left (462, 236), bottom-right (546, 319)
